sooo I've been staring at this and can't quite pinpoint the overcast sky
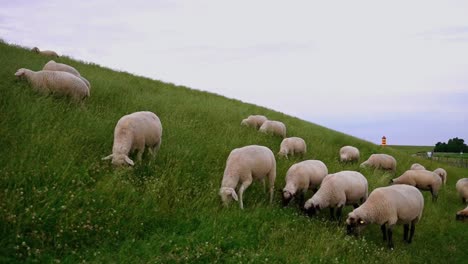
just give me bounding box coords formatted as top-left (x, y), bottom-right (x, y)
top-left (1, 0), bottom-right (467, 145)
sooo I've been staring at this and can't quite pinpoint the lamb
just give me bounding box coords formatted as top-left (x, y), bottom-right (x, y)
top-left (43, 60), bottom-right (91, 89)
top-left (241, 115), bottom-right (267, 129)
top-left (219, 145), bottom-right (276, 209)
top-left (456, 206), bottom-right (468, 221)
top-left (391, 170), bottom-right (442, 201)
top-left (32, 47), bottom-right (59, 57)
top-left (304, 171), bottom-right (368, 220)
top-left (14, 68), bottom-right (89, 102)
top-left (410, 163), bottom-right (425, 170)
top-left (259, 120), bottom-right (286, 138)
top-left (456, 178), bottom-right (468, 204)
top-left (339, 146), bottom-right (360, 162)
top-left (102, 111), bottom-right (162, 166)
top-left (433, 168), bottom-right (447, 185)
top-left (346, 184), bottom-right (424, 249)
top-left (360, 154), bottom-right (396, 171)
top-left (282, 160), bottom-right (328, 207)
top-left (278, 137), bottom-right (307, 159)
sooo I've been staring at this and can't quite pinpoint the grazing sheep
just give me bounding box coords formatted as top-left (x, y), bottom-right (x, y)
top-left (346, 184), bottom-right (424, 249)
top-left (456, 206), bottom-right (468, 221)
top-left (391, 170), bottom-right (442, 201)
top-left (433, 168), bottom-right (447, 185)
top-left (102, 111), bottom-right (162, 166)
top-left (410, 163), bottom-right (425, 170)
top-left (32, 47), bottom-right (59, 57)
top-left (43, 60), bottom-right (91, 89)
top-left (241, 115), bottom-right (267, 129)
top-left (339, 146), bottom-right (360, 162)
top-left (282, 160), bottom-right (328, 207)
top-left (456, 178), bottom-right (468, 204)
top-left (278, 137), bottom-right (307, 159)
top-left (14, 68), bottom-right (89, 101)
top-left (304, 171), bottom-right (368, 220)
top-left (360, 154), bottom-right (396, 171)
top-left (219, 145), bottom-right (276, 209)
top-left (259, 120), bottom-right (286, 138)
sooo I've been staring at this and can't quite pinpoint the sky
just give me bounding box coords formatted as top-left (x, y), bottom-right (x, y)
top-left (1, 0), bottom-right (467, 145)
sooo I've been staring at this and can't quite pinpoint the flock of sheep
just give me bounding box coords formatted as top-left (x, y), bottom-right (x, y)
top-left (16, 48), bottom-right (468, 251)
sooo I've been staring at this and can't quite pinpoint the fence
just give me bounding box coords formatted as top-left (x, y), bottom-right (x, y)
top-left (415, 152), bottom-right (468, 168)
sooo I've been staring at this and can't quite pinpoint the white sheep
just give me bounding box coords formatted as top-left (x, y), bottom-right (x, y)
top-left (433, 168), bottom-right (447, 185)
top-left (241, 115), bottom-right (267, 129)
top-left (410, 163), bottom-right (425, 170)
top-left (32, 47), bottom-right (59, 57)
top-left (282, 160), bottom-right (328, 207)
top-left (304, 171), bottom-right (368, 220)
top-left (339, 146), bottom-right (360, 162)
top-left (43, 60), bottom-right (91, 89)
top-left (346, 184), bottom-right (424, 249)
top-left (259, 120), bottom-right (286, 138)
top-left (102, 111), bottom-right (162, 166)
top-left (15, 68), bottom-right (89, 102)
top-left (360, 154), bottom-right (396, 171)
top-left (278, 137), bottom-right (307, 159)
top-left (456, 178), bottom-right (468, 204)
top-left (391, 170), bottom-right (442, 201)
top-left (456, 206), bottom-right (468, 221)
top-left (219, 145), bottom-right (276, 209)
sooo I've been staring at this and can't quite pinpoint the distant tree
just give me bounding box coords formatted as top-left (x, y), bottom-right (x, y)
top-left (434, 137), bottom-right (467, 153)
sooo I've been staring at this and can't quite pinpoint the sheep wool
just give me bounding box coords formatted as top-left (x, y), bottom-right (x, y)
top-left (43, 60), bottom-right (91, 90)
top-left (282, 160), bottom-right (328, 206)
top-left (102, 111), bottom-right (163, 166)
top-left (278, 137), bottom-right (307, 159)
top-left (346, 184), bottom-right (424, 249)
top-left (241, 115), bottom-right (267, 129)
top-left (15, 68), bottom-right (89, 101)
top-left (360, 154), bottom-right (396, 171)
top-left (433, 168), bottom-right (447, 185)
top-left (456, 206), bottom-right (468, 221)
top-left (339, 146), bottom-right (360, 162)
top-left (32, 47), bottom-right (59, 57)
top-left (304, 171), bottom-right (368, 220)
top-left (410, 163), bottom-right (425, 170)
top-left (456, 178), bottom-right (468, 204)
top-left (391, 170), bottom-right (442, 201)
top-left (259, 120), bottom-right (286, 138)
top-left (219, 145), bottom-right (276, 209)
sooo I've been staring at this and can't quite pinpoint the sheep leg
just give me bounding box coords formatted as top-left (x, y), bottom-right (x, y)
top-left (298, 191), bottom-right (305, 208)
top-left (136, 148), bottom-right (144, 161)
top-left (336, 206), bottom-right (343, 221)
top-left (262, 178), bottom-right (266, 193)
top-left (430, 187), bottom-right (438, 202)
top-left (353, 203), bottom-right (359, 209)
top-left (380, 224), bottom-right (387, 241)
top-left (329, 208), bottom-right (335, 220)
top-left (463, 198), bottom-right (466, 204)
top-left (408, 222), bottom-right (416, 244)
top-left (387, 227), bottom-right (394, 249)
top-left (238, 179), bottom-right (252, 210)
top-left (403, 224), bottom-right (409, 242)
top-left (267, 171), bottom-right (276, 205)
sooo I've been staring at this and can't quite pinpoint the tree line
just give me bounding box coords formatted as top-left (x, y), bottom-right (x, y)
top-left (434, 137), bottom-right (468, 153)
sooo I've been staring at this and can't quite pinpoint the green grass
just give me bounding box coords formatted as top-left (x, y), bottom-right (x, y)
top-left (1, 41), bottom-right (467, 263)
top-left (388, 145), bottom-right (434, 155)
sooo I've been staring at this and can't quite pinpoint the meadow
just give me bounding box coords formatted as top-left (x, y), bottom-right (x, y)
top-left (0, 41), bottom-right (467, 263)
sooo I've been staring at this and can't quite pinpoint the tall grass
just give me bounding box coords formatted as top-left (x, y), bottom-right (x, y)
top-left (0, 42), bottom-right (467, 263)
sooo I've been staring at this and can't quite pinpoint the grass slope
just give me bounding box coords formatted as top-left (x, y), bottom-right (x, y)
top-left (1, 41), bottom-right (467, 263)
top-left (388, 145), bottom-right (434, 155)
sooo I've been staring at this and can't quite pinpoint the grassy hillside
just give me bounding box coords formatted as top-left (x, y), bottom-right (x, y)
top-left (388, 145), bottom-right (434, 155)
top-left (1, 41), bottom-right (467, 263)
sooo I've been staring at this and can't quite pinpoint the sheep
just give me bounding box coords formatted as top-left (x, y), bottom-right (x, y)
top-left (433, 168), bottom-right (447, 185)
top-left (14, 68), bottom-right (89, 102)
top-left (219, 145), bottom-right (276, 209)
top-left (346, 184), bottom-right (424, 249)
top-left (339, 146), bottom-right (360, 162)
top-left (282, 160), bottom-right (328, 207)
top-left (102, 111), bottom-right (162, 166)
top-left (410, 163), bottom-right (425, 170)
top-left (32, 47), bottom-right (59, 57)
top-left (304, 171), bottom-right (368, 220)
top-left (241, 115), bottom-right (267, 129)
top-left (43, 60), bottom-right (91, 89)
top-left (456, 178), bottom-right (468, 204)
top-left (278, 137), bottom-right (307, 159)
top-left (456, 206), bottom-right (468, 221)
top-left (391, 170), bottom-right (442, 201)
top-left (360, 154), bottom-right (396, 171)
top-left (259, 120), bottom-right (286, 138)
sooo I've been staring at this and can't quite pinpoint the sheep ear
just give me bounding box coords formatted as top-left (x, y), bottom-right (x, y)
top-left (124, 156), bottom-right (134, 166)
top-left (14, 69), bottom-right (24, 76)
top-left (231, 190), bottom-right (239, 201)
top-left (102, 154), bottom-right (113, 160)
